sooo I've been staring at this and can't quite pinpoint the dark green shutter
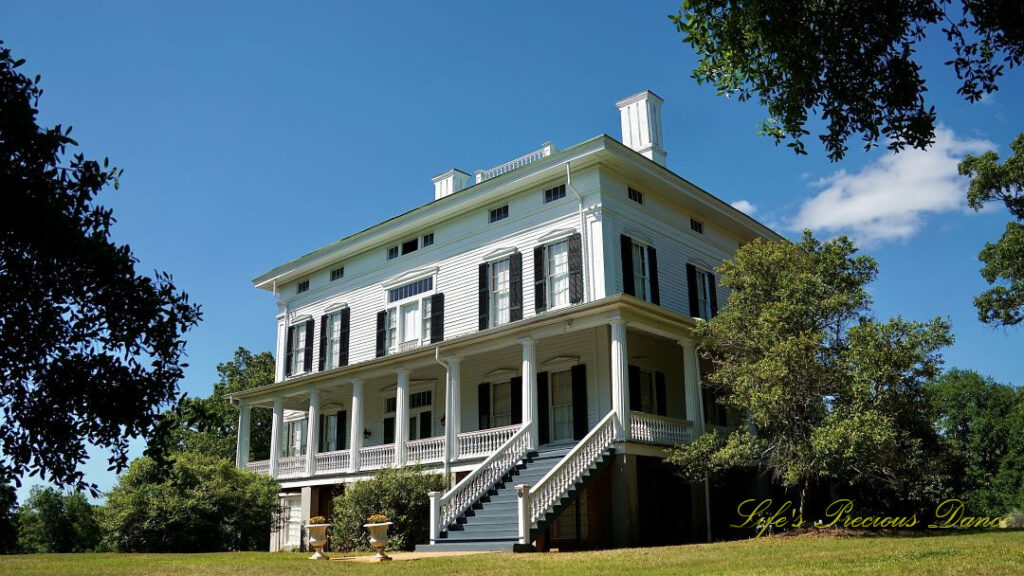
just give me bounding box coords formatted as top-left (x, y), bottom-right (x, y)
top-left (509, 252), bottom-right (523, 321)
top-left (478, 262), bottom-right (490, 330)
top-left (478, 383), bottom-right (491, 429)
top-left (621, 234), bottom-right (635, 296)
top-left (319, 314), bottom-right (328, 371)
top-left (285, 325), bottom-right (294, 376)
top-left (568, 232), bottom-right (583, 304)
top-left (339, 307), bottom-right (351, 366)
top-left (511, 377), bottom-right (523, 425)
top-left (303, 319), bottom-right (314, 373)
top-left (375, 310), bottom-right (387, 358)
top-left (419, 411), bottom-right (432, 439)
top-left (534, 245), bottom-right (547, 312)
top-left (430, 293), bottom-right (444, 343)
top-left (647, 246), bottom-right (660, 305)
top-left (571, 364), bottom-right (588, 440)
top-left (337, 410), bottom-right (347, 450)
top-left (686, 264), bottom-right (699, 317)
top-left (383, 417), bottom-right (395, 444)
top-left (655, 372), bottom-right (667, 416)
top-left (628, 365), bottom-right (641, 411)
top-left (537, 372), bottom-right (550, 445)
top-left (708, 273), bottom-right (719, 316)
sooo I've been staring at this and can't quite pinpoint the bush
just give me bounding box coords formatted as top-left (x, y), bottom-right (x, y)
top-left (331, 467), bottom-right (446, 552)
top-left (100, 452), bottom-right (279, 552)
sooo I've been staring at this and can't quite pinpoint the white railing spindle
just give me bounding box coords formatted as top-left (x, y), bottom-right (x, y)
top-left (629, 412), bottom-right (694, 446)
top-left (314, 450), bottom-right (351, 474)
top-left (359, 444), bottom-right (396, 471)
top-left (407, 437), bottom-right (445, 464)
top-left (456, 425), bottom-right (519, 459)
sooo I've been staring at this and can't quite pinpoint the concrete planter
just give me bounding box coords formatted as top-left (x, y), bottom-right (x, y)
top-left (306, 523), bottom-right (330, 560)
top-left (363, 522), bottom-right (393, 561)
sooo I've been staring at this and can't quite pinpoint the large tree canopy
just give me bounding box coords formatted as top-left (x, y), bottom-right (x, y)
top-left (958, 132), bottom-right (1024, 326)
top-left (0, 41), bottom-right (201, 493)
top-left (668, 232), bottom-right (953, 514)
top-left (671, 1), bottom-right (1024, 160)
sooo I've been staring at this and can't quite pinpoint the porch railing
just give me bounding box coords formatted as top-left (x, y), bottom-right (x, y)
top-left (360, 444), bottom-right (395, 471)
top-left (456, 425), bottom-right (519, 459)
top-left (407, 437), bottom-right (445, 464)
top-left (245, 460), bottom-right (270, 475)
top-left (524, 411), bottom-right (617, 532)
top-left (314, 449), bottom-right (351, 474)
top-left (630, 412), bottom-right (694, 446)
top-left (433, 425), bottom-right (532, 539)
top-left (475, 142), bottom-right (555, 183)
top-left (277, 455), bottom-right (306, 478)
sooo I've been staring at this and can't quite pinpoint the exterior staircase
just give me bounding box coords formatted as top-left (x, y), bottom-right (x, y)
top-left (417, 443), bottom-right (612, 552)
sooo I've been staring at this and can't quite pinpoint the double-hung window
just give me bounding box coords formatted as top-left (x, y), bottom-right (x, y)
top-left (631, 241), bottom-right (649, 302)
top-left (324, 312), bottom-right (342, 370)
top-left (384, 277), bottom-right (434, 353)
top-left (546, 240), bottom-right (570, 309)
top-left (492, 382), bottom-right (512, 427)
top-left (289, 324), bottom-right (306, 375)
top-left (490, 258), bottom-right (511, 327)
top-left (695, 269), bottom-right (714, 321)
top-left (285, 419), bottom-right (307, 457)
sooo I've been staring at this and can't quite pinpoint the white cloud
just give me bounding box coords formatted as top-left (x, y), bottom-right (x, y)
top-left (789, 127), bottom-right (994, 244)
top-left (731, 200), bottom-right (757, 215)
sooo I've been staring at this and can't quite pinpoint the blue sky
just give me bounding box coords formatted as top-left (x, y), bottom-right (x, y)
top-left (2, 1), bottom-right (1021, 501)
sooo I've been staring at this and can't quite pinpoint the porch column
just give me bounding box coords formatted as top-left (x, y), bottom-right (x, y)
top-left (305, 388), bottom-right (320, 476)
top-left (681, 339), bottom-right (706, 433)
top-left (269, 396), bottom-right (283, 477)
top-left (349, 379), bottom-right (364, 473)
top-left (236, 401), bottom-right (251, 469)
top-left (610, 319), bottom-right (629, 441)
top-left (520, 337), bottom-right (538, 449)
top-left (395, 368), bottom-right (409, 467)
top-left (446, 358), bottom-right (462, 461)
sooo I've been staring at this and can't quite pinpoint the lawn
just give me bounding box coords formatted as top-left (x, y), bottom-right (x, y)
top-left (0, 532), bottom-right (1021, 576)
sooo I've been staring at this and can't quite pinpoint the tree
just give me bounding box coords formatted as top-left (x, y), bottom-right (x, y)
top-left (16, 486), bottom-right (99, 553)
top-left (667, 232), bottom-right (953, 515)
top-left (100, 452), bottom-right (279, 552)
top-left (927, 369), bottom-right (1024, 516)
top-left (0, 41), bottom-right (202, 493)
top-left (958, 132), bottom-right (1024, 326)
top-left (0, 481), bottom-right (16, 554)
top-left (670, 1), bottom-right (1024, 160)
top-left (147, 347), bottom-right (274, 463)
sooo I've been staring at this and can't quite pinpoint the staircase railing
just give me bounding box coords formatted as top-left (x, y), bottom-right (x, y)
top-left (429, 424), bottom-right (532, 542)
top-left (518, 411), bottom-right (617, 541)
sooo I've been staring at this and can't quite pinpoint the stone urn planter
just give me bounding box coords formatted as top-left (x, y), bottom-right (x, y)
top-left (306, 519), bottom-right (330, 560)
top-left (363, 521), bottom-right (393, 561)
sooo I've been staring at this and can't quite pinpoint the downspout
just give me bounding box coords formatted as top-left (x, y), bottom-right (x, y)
top-left (435, 347), bottom-right (452, 477)
top-left (565, 162), bottom-right (590, 302)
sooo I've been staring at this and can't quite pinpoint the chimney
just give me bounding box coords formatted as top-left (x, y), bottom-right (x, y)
top-left (616, 90), bottom-right (666, 166)
top-left (431, 169), bottom-right (473, 200)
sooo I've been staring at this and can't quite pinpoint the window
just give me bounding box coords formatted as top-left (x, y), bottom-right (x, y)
top-left (544, 184), bottom-right (566, 203)
top-left (320, 413), bottom-right (339, 452)
top-left (546, 240), bottom-right (570, 309)
top-left (383, 390), bottom-right (434, 442)
top-left (401, 238), bottom-right (419, 255)
top-left (489, 205), bottom-right (508, 223)
top-left (636, 369), bottom-right (657, 414)
top-left (490, 257), bottom-right (511, 327)
top-left (289, 324), bottom-right (306, 375)
top-left (421, 296), bottom-right (432, 342)
top-left (387, 246), bottom-right (399, 260)
top-left (631, 241), bottom-right (649, 301)
top-left (690, 218), bottom-right (704, 234)
top-left (285, 419), bottom-right (307, 457)
top-left (388, 277), bottom-right (433, 303)
top-left (422, 233), bottom-right (434, 247)
top-left (628, 187), bottom-right (644, 204)
top-left (296, 280), bottom-right (309, 294)
top-left (384, 278), bottom-right (435, 352)
top-left (324, 312), bottom-right (342, 370)
top-left (330, 267), bottom-right (345, 281)
top-left (695, 269), bottom-right (714, 321)
top-left (492, 382), bottom-right (512, 427)
top-left (550, 370), bottom-right (573, 442)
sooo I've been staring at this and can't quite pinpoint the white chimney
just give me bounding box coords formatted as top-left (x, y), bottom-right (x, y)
top-left (431, 169), bottom-right (473, 200)
top-left (616, 90), bottom-right (666, 166)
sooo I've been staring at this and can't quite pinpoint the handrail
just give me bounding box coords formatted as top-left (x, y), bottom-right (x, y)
top-left (437, 424), bottom-right (532, 532)
top-left (526, 411), bottom-right (617, 525)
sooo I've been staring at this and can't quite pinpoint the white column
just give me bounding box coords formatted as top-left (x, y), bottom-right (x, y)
top-left (681, 339), bottom-right (706, 433)
top-left (428, 491), bottom-right (442, 544)
top-left (395, 368), bottom-right (409, 467)
top-left (236, 402), bottom-right (251, 468)
top-left (610, 319), bottom-right (629, 441)
top-left (447, 358), bottom-right (462, 460)
top-left (520, 337), bottom-right (538, 449)
top-left (305, 388), bottom-right (320, 476)
top-left (515, 483), bottom-right (532, 545)
top-left (269, 397), bottom-right (283, 477)
top-left (349, 379), bottom-right (364, 473)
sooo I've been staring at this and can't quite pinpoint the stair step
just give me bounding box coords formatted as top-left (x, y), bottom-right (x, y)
top-left (416, 540), bottom-right (518, 552)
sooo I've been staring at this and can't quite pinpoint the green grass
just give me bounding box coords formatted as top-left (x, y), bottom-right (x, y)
top-left (0, 532), bottom-right (1021, 576)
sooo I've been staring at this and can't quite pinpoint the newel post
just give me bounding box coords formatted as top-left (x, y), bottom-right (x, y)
top-left (515, 484), bottom-right (532, 545)
top-left (428, 491), bottom-right (442, 544)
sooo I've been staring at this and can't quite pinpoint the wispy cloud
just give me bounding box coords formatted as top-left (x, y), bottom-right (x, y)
top-left (731, 200), bottom-right (757, 215)
top-left (789, 127), bottom-right (994, 245)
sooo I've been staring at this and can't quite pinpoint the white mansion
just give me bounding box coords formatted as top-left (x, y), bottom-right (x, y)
top-left (232, 91), bottom-right (781, 552)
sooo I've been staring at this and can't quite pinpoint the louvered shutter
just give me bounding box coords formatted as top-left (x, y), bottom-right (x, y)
top-left (509, 252), bottom-right (523, 321)
top-left (430, 293), bottom-right (444, 343)
top-left (339, 307), bottom-right (351, 366)
top-left (647, 246), bottom-right (660, 305)
top-left (478, 262), bottom-right (490, 330)
top-left (628, 365), bottom-right (641, 411)
top-left (655, 372), bottom-right (667, 416)
top-left (511, 377), bottom-right (523, 425)
top-left (534, 245), bottom-right (547, 312)
top-left (686, 264), bottom-right (699, 317)
top-left (537, 372), bottom-right (550, 445)
top-left (708, 273), bottom-right (719, 317)
top-left (478, 383), bottom-right (491, 430)
top-left (621, 234), bottom-right (635, 296)
top-left (285, 325), bottom-right (294, 377)
top-left (318, 314), bottom-right (328, 371)
top-left (303, 319), bottom-right (314, 373)
top-left (375, 310), bottom-right (387, 358)
top-left (337, 410), bottom-right (347, 450)
top-left (571, 364), bottom-right (588, 440)
top-left (568, 232), bottom-right (583, 304)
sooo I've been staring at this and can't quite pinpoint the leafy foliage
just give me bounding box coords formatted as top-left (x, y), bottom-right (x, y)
top-left (331, 467), bottom-right (446, 552)
top-left (926, 369), bottom-right (1024, 517)
top-left (100, 453), bottom-right (279, 552)
top-left (147, 348), bottom-right (274, 463)
top-left (668, 232), bottom-right (953, 514)
top-left (0, 481), bottom-right (16, 554)
top-left (0, 41), bottom-right (202, 494)
top-left (670, 1), bottom-right (1024, 160)
top-left (958, 132), bottom-right (1024, 326)
top-left (16, 486), bottom-right (99, 553)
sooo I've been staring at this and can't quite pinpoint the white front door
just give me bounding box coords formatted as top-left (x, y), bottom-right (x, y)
top-left (550, 370), bottom-right (573, 442)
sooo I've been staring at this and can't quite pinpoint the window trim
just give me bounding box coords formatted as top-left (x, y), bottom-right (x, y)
top-left (489, 256), bottom-right (512, 328)
top-left (694, 268), bottom-right (714, 321)
top-left (627, 187), bottom-right (644, 205)
top-left (545, 239), bottom-right (571, 311)
top-left (383, 277), bottom-right (437, 353)
top-left (296, 280), bottom-right (310, 294)
top-left (330, 266), bottom-right (345, 281)
top-left (488, 204), bottom-right (509, 223)
top-left (631, 240), bottom-right (651, 302)
top-left (543, 184), bottom-right (566, 203)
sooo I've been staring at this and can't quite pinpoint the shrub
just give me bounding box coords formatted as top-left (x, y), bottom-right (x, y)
top-left (331, 467), bottom-right (446, 552)
top-left (100, 452), bottom-right (279, 552)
